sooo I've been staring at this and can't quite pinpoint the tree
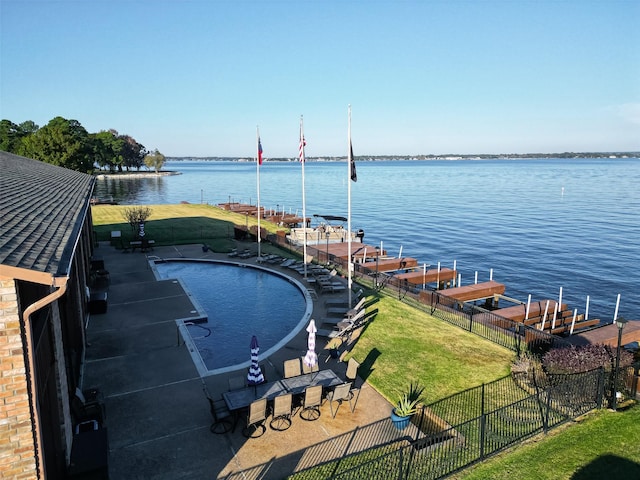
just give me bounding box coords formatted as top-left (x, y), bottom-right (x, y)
top-left (19, 116), bottom-right (94, 172)
top-left (120, 134), bottom-right (146, 171)
top-left (0, 119), bottom-right (39, 153)
top-left (122, 206), bottom-right (152, 236)
top-left (144, 149), bottom-right (166, 173)
top-left (91, 130), bottom-right (125, 172)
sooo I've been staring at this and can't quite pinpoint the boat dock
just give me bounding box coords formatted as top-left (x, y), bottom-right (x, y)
top-left (220, 203), bottom-right (637, 343)
top-left (394, 268), bottom-right (457, 288)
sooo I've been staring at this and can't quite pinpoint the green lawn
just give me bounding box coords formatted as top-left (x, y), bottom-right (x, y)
top-left (450, 405), bottom-right (640, 480)
top-left (91, 203), bottom-right (287, 252)
top-left (345, 294), bottom-right (515, 405)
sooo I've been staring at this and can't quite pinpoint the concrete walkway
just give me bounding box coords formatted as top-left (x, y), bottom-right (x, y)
top-left (83, 242), bottom-right (404, 479)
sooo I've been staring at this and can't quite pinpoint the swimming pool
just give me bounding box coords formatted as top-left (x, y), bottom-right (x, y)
top-left (153, 259), bottom-right (311, 375)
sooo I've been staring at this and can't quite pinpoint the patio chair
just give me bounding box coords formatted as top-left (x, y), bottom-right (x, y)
top-left (203, 385), bottom-right (233, 434)
top-left (270, 393), bottom-right (293, 431)
top-left (228, 375), bottom-right (246, 391)
top-left (301, 357), bottom-right (319, 375)
top-left (284, 358), bottom-right (302, 378)
top-left (345, 357), bottom-right (360, 384)
top-left (299, 385), bottom-right (323, 421)
top-left (326, 382), bottom-right (355, 418)
top-left (71, 387), bottom-right (105, 428)
top-left (242, 398), bottom-right (267, 438)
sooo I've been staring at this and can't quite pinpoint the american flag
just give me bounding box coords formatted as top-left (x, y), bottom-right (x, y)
top-left (299, 134), bottom-right (306, 162)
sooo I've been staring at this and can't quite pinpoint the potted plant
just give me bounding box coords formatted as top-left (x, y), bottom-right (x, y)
top-left (390, 382), bottom-right (425, 430)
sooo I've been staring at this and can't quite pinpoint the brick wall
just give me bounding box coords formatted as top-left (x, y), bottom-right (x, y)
top-left (0, 277), bottom-right (38, 479)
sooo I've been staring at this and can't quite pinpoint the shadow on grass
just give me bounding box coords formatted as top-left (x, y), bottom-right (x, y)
top-left (571, 454), bottom-right (640, 479)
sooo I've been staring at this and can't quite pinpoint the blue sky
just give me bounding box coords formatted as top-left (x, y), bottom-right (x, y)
top-left (1, 0), bottom-right (639, 157)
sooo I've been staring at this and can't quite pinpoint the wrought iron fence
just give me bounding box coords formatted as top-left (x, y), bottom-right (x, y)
top-left (293, 370), bottom-right (610, 480)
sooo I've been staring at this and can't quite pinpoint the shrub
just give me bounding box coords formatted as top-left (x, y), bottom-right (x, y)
top-left (542, 344), bottom-right (634, 375)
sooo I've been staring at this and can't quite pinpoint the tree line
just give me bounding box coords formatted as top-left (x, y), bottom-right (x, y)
top-left (0, 116), bottom-right (165, 174)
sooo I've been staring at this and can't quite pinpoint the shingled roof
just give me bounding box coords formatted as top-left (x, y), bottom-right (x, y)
top-left (0, 151), bottom-right (95, 277)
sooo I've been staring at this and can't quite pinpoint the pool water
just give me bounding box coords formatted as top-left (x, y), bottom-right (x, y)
top-left (153, 260), bottom-right (310, 374)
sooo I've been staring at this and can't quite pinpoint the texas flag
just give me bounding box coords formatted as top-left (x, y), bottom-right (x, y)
top-left (257, 137), bottom-right (263, 165)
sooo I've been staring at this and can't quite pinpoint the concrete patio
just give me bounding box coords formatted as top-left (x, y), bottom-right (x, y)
top-left (83, 241), bottom-right (407, 479)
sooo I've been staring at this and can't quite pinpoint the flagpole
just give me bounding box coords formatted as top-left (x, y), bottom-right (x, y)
top-left (347, 105), bottom-right (353, 308)
top-left (300, 115), bottom-right (308, 279)
top-left (256, 127), bottom-right (262, 258)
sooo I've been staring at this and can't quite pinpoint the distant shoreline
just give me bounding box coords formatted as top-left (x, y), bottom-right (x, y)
top-left (165, 153), bottom-right (640, 162)
top-left (95, 171), bottom-right (182, 179)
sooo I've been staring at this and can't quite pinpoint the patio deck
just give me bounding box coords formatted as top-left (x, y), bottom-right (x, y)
top-left (83, 242), bottom-right (397, 479)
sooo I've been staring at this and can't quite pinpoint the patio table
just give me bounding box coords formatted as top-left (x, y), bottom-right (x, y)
top-left (280, 369), bottom-right (342, 396)
top-left (223, 380), bottom-right (288, 412)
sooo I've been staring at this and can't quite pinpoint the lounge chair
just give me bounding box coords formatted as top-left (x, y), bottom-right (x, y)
top-left (320, 309), bottom-right (366, 326)
top-left (299, 385), bottom-right (323, 421)
top-left (270, 393), bottom-right (293, 431)
top-left (326, 382), bottom-right (356, 418)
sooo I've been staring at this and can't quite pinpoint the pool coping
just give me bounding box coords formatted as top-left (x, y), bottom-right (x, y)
top-left (149, 257), bottom-right (314, 377)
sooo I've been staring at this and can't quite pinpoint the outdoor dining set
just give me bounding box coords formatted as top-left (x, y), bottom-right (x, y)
top-left (204, 357), bottom-right (361, 438)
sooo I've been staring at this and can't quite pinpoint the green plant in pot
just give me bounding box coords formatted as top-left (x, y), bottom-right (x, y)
top-left (391, 382), bottom-right (425, 430)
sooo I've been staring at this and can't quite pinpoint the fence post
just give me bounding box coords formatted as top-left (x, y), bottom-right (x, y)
top-left (596, 367), bottom-right (605, 409)
top-left (479, 383), bottom-right (486, 459)
top-left (469, 306), bottom-right (474, 333)
top-left (543, 385), bottom-right (552, 433)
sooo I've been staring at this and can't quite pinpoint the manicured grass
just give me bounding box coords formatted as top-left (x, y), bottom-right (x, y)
top-left (91, 204), bottom-right (287, 252)
top-left (450, 405), bottom-right (640, 480)
top-left (346, 294), bottom-right (515, 405)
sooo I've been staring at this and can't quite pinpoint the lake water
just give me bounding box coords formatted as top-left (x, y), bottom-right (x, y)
top-left (95, 158), bottom-right (640, 322)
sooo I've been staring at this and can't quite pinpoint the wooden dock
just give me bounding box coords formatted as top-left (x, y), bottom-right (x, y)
top-left (442, 281), bottom-right (506, 302)
top-left (361, 257), bottom-right (418, 273)
top-left (566, 320), bottom-right (640, 347)
top-left (394, 267), bottom-right (457, 286)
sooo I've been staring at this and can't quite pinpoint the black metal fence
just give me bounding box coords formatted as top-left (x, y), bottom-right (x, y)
top-left (291, 370), bottom-right (608, 480)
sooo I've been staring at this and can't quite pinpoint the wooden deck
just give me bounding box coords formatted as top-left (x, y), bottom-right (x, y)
top-left (566, 320), bottom-right (640, 347)
top-left (394, 267), bottom-right (457, 286)
top-left (361, 257), bottom-right (418, 273)
top-left (441, 281), bottom-right (505, 302)
top-left (481, 300), bottom-right (603, 335)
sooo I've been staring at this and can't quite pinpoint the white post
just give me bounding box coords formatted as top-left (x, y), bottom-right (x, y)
top-left (457, 273), bottom-right (461, 286)
top-left (525, 294), bottom-right (531, 321)
top-left (474, 271), bottom-right (478, 285)
top-left (437, 261), bottom-right (441, 290)
top-left (585, 295), bottom-right (590, 320)
top-left (453, 260), bottom-right (457, 286)
top-left (558, 286), bottom-right (563, 311)
top-left (399, 245), bottom-right (403, 259)
top-left (551, 302), bottom-right (558, 330)
top-left (300, 116), bottom-right (308, 279)
top-left (570, 309), bottom-right (578, 335)
top-left (490, 268), bottom-right (493, 281)
top-left (540, 300), bottom-right (550, 330)
top-left (256, 127), bottom-right (262, 258)
top-left (613, 294), bottom-right (621, 323)
top-left (423, 263), bottom-right (426, 290)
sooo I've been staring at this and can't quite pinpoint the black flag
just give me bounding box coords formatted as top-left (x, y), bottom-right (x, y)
top-left (349, 141), bottom-right (357, 182)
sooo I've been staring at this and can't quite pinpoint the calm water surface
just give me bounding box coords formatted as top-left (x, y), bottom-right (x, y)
top-left (96, 158), bottom-right (640, 322)
top-left (154, 261), bottom-right (307, 370)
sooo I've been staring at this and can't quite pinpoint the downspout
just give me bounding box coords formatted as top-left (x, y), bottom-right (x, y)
top-left (21, 276), bottom-right (69, 480)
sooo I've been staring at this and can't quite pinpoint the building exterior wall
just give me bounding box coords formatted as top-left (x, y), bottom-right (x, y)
top-left (0, 277), bottom-right (38, 479)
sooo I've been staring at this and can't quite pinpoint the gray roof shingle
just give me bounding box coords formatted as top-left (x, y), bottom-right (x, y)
top-left (0, 151), bottom-right (95, 276)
